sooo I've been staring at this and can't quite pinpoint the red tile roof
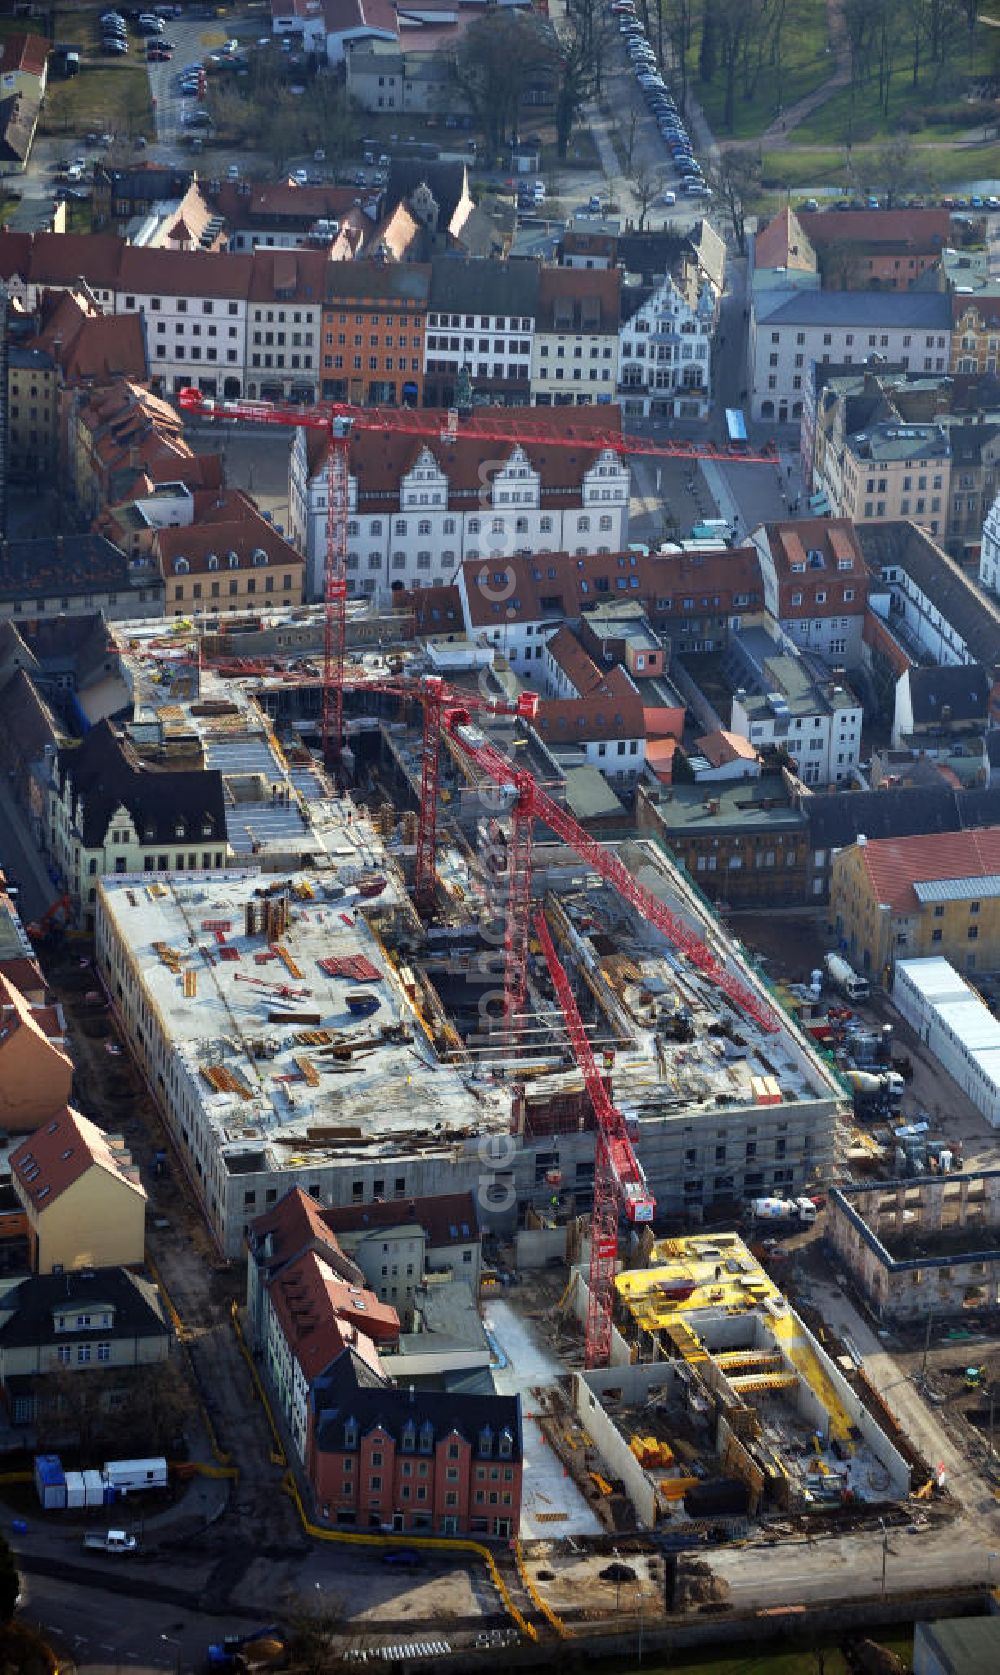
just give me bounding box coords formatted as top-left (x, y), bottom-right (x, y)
top-left (209, 180), bottom-right (362, 226)
top-left (0, 232), bottom-right (124, 294)
top-left (324, 1190), bottom-right (478, 1250)
top-left (696, 729), bottom-right (760, 767)
top-left (0, 971), bottom-right (72, 1077)
top-left (545, 623), bottom-right (604, 696)
top-left (31, 293), bottom-right (148, 386)
top-left (338, 406), bottom-right (623, 507)
top-left (325, 0), bottom-right (398, 33)
top-left (250, 1185), bottom-right (365, 1283)
top-left (9, 1105), bottom-right (145, 1212)
top-left (154, 496), bottom-right (305, 580)
top-left (269, 1247), bottom-right (394, 1384)
top-left (537, 664), bottom-right (644, 744)
top-left (754, 207), bottom-right (815, 272)
top-left (953, 294), bottom-right (1000, 327)
top-left (854, 826), bottom-right (1000, 913)
top-left (117, 244), bottom-right (254, 300)
top-left (535, 266), bottom-right (621, 333)
top-left (758, 518), bottom-right (867, 618)
top-left (460, 543), bottom-right (763, 632)
top-left (798, 208), bottom-right (950, 252)
top-left (248, 245), bottom-right (328, 304)
top-left (0, 33), bottom-right (50, 79)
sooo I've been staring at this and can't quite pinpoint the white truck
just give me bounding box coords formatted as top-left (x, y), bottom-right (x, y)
top-left (823, 952), bottom-right (870, 1003)
top-left (749, 1196), bottom-right (818, 1226)
top-left (82, 1529), bottom-right (137, 1554)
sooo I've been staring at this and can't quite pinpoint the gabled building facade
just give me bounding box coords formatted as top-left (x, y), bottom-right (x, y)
top-left (291, 408), bottom-right (630, 600)
top-left (47, 720), bottom-right (228, 927)
top-left (618, 272), bottom-right (715, 420)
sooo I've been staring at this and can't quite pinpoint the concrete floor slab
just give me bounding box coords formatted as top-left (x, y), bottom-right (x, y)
top-left (485, 1298), bottom-right (603, 1539)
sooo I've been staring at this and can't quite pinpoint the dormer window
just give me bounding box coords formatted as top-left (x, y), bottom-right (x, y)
top-left (499, 1428), bottom-right (513, 1458)
top-left (419, 1421), bottom-right (434, 1454)
top-left (401, 1420), bottom-right (415, 1452)
top-left (174, 821), bottom-right (185, 838)
top-left (174, 557), bottom-right (190, 575)
top-left (201, 819), bottom-right (213, 837)
top-left (227, 552), bottom-right (239, 569)
top-left (252, 548), bottom-right (269, 567)
top-left (207, 554), bottom-right (219, 571)
top-left (344, 1417), bottom-right (359, 1449)
top-left (478, 1424), bottom-right (493, 1456)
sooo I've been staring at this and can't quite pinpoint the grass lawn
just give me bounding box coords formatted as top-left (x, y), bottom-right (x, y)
top-left (39, 63), bottom-right (155, 141)
top-left (796, 69), bottom-right (998, 147)
top-left (687, 0), bottom-right (834, 140)
top-left (760, 137), bottom-right (1000, 195)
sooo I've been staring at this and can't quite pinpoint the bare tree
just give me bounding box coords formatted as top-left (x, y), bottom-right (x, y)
top-left (706, 147), bottom-right (760, 254)
top-left (633, 164), bottom-right (666, 231)
top-left (452, 12), bottom-right (554, 158)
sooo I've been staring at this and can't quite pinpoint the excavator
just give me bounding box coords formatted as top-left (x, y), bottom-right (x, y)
top-left (26, 894), bottom-right (71, 943)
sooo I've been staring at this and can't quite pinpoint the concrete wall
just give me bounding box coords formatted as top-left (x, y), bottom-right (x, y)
top-left (514, 1226), bottom-right (567, 1269)
top-left (573, 1367), bottom-right (673, 1528)
top-left (829, 1175), bottom-right (1000, 1321)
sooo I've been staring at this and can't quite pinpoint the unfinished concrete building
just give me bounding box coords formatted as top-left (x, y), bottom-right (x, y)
top-left (572, 1234), bottom-right (909, 1530)
top-left (828, 1172), bottom-right (1000, 1320)
top-left (96, 630), bottom-right (845, 1264)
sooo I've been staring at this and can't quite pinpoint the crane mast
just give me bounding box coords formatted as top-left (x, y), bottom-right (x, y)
top-left (442, 706), bottom-right (778, 1037)
top-left (534, 910), bottom-right (653, 1367)
top-left (178, 385), bottom-right (780, 766)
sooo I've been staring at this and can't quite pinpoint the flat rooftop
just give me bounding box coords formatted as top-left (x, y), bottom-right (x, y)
top-left (97, 869), bottom-right (507, 1175)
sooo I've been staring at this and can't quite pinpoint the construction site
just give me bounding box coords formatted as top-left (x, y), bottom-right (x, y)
top-left (95, 619), bottom-right (845, 1276)
top-left (574, 1234), bottom-right (911, 1528)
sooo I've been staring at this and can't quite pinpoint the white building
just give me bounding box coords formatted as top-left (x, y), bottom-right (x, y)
top-left (858, 520), bottom-right (1000, 670)
top-left (728, 627), bottom-right (863, 787)
top-left (290, 414), bottom-right (631, 600)
top-left (618, 273), bottom-right (715, 420)
top-left (893, 957), bottom-right (1000, 1128)
top-left (749, 292), bottom-right (953, 424)
top-left (423, 257), bottom-right (540, 408)
top-left (116, 246), bottom-right (252, 400)
top-left (530, 267), bottom-right (621, 407)
top-left (981, 488), bottom-right (1000, 596)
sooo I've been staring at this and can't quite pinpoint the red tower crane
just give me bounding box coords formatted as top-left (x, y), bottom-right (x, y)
top-left (534, 908), bottom-right (653, 1368)
top-left (178, 386), bottom-right (780, 765)
top-left (441, 703), bottom-right (779, 1039)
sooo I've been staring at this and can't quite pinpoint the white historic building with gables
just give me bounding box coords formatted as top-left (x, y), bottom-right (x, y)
top-left (290, 416), bottom-right (631, 600)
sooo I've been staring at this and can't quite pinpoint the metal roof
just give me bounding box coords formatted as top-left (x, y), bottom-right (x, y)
top-left (912, 874), bottom-right (1000, 903)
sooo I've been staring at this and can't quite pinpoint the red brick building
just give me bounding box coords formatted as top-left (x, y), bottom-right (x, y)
top-left (308, 1354), bottom-right (522, 1539)
top-left (249, 1188), bottom-right (523, 1539)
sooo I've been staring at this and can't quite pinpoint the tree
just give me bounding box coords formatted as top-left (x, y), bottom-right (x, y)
top-left (699, 2), bottom-right (718, 84)
top-left (632, 164), bottom-right (665, 231)
top-left (452, 12), bottom-right (555, 159)
top-left (706, 147), bottom-right (760, 254)
top-left (871, 131), bottom-right (923, 205)
top-left (119, 1360), bottom-right (191, 1455)
top-left (660, 0), bottom-right (694, 111)
top-left (553, 27), bottom-right (599, 159)
top-left (284, 1597), bottom-right (347, 1675)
